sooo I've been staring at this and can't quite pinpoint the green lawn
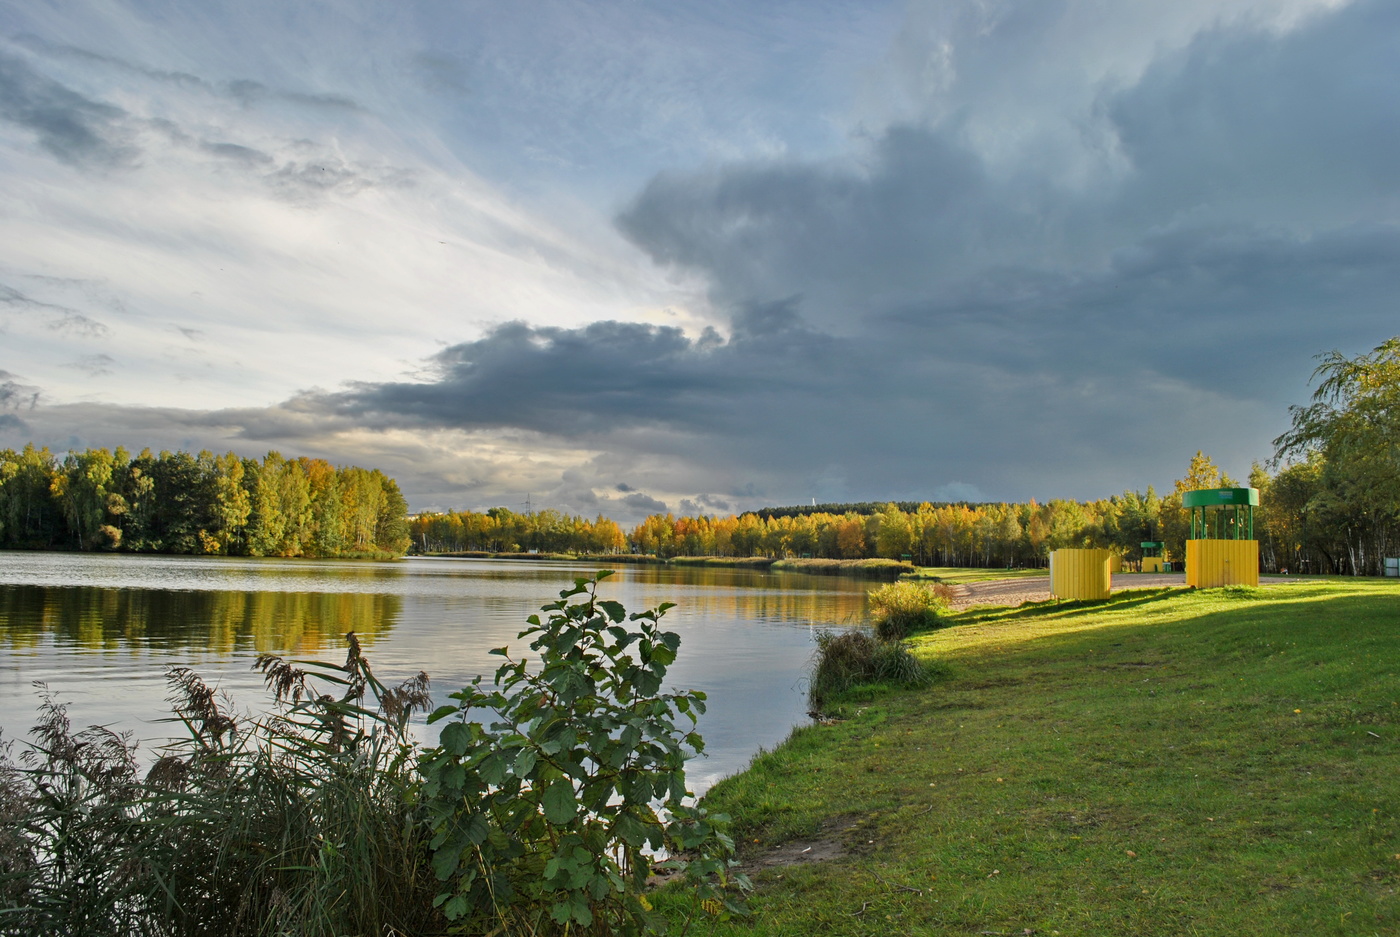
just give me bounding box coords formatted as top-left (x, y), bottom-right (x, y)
top-left (693, 581), bottom-right (1400, 935)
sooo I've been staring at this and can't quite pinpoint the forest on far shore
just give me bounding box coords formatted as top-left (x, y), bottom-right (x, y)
top-left (413, 338), bottom-right (1400, 577)
top-left (0, 446), bottom-right (410, 558)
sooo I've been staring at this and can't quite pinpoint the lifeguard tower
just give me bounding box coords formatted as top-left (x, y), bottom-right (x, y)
top-left (1140, 541), bottom-right (1167, 573)
top-left (1183, 487), bottom-right (1259, 587)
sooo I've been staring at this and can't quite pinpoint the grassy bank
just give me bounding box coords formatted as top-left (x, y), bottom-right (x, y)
top-left (673, 556), bottom-right (910, 579)
top-left (695, 580), bottom-right (1400, 935)
top-left (905, 565), bottom-right (1050, 583)
top-left (415, 550), bottom-right (662, 563)
top-left (419, 552), bottom-right (913, 579)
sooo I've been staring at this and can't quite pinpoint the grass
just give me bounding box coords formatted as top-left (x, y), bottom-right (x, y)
top-left (696, 580), bottom-right (1400, 936)
top-left (772, 558), bottom-right (911, 579)
top-left (906, 565), bottom-right (1050, 583)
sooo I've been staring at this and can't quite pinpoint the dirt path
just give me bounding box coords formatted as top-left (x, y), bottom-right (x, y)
top-left (947, 572), bottom-right (1187, 610)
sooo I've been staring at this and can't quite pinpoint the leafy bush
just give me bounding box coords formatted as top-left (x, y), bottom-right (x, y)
top-left (0, 575), bottom-right (744, 936)
top-left (807, 629), bottom-right (932, 709)
top-left (420, 572), bottom-right (748, 935)
top-left (868, 580), bottom-right (949, 639)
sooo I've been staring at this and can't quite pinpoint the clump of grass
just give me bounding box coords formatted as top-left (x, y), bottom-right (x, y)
top-left (772, 557), bottom-right (912, 579)
top-left (868, 580), bottom-right (950, 639)
top-left (0, 637), bottom-right (440, 937)
top-left (808, 629), bottom-right (932, 710)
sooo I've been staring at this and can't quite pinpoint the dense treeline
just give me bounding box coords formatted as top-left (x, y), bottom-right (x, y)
top-left (406, 448), bottom-right (1399, 575)
top-left (622, 444), bottom-right (1392, 575)
top-left (0, 445), bottom-right (410, 557)
top-left (409, 507), bottom-right (628, 554)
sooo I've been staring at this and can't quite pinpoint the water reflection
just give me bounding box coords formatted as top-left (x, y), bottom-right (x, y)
top-left (0, 586), bottom-right (400, 654)
top-left (0, 554), bottom-right (873, 792)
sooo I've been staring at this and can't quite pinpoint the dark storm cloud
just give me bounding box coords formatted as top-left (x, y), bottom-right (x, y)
top-left (313, 310), bottom-right (836, 437)
top-left (597, 0), bottom-right (1400, 499)
top-left (679, 493), bottom-right (733, 515)
top-left (0, 51), bottom-right (135, 166)
top-left (620, 491), bottom-right (669, 514)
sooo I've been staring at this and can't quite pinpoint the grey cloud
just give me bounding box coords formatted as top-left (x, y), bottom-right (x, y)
top-left (679, 493), bottom-right (733, 515)
top-left (0, 414), bottom-right (28, 432)
top-left (0, 51), bottom-right (137, 167)
top-left (14, 35), bottom-right (365, 113)
top-left (316, 318), bottom-right (773, 436)
top-left (63, 354), bottom-right (115, 376)
top-left (620, 492), bottom-right (669, 515)
top-left (615, 483), bottom-right (635, 492)
top-left (408, 53), bottom-right (472, 97)
top-left (599, 0), bottom-right (1400, 499)
top-left (201, 141), bottom-right (275, 166)
top-left (0, 42), bottom-right (395, 203)
top-left (48, 313), bottom-right (110, 338)
top-left (1106, 1), bottom-right (1400, 225)
top-left (0, 283), bottom-right (112, 339)
top-left (222, 79), bottom-right (361, 112)
top-left (265, 157), bottom-right (396, 201)
top-left (0, 371), bottom-right (40, 411)
top-left (0, 282), bottom-right (78, 317)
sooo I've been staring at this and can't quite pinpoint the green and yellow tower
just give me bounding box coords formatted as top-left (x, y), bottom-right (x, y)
top-left (1183, 487), bottom-right (1260, 587)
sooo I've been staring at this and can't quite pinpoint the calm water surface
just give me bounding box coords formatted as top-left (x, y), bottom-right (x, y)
top-left (0, 553), bottom-right (871, 792)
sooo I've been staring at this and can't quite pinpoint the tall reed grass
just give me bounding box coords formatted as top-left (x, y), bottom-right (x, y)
top-left (0, 637), bottom-right (439, 937)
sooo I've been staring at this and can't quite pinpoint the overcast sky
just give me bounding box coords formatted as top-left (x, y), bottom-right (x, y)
top-left (1, 0), bottom-right (1395, 523)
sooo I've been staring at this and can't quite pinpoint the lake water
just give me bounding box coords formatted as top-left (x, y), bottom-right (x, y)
top-left (0, 553), bottom-right (873, 793)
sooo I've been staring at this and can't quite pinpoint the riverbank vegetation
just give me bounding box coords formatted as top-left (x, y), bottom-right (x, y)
top-left (410, 450), bottom-right (1391, 576)
top-left (0, 575), bottom-right (742, 936)
top-left (0, 445), bottom-right (409, 557)
top-left (697, 579), bottom-right (1400, 935)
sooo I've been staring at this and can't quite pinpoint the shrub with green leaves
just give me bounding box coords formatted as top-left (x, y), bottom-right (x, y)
top-left (868, 580), bottom-right (948, 640)
top-left (420, 572), bottom-right (748, 936)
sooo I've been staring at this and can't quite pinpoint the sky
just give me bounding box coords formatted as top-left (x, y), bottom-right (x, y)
top-left (1, 0), bottom-right (1397, 524)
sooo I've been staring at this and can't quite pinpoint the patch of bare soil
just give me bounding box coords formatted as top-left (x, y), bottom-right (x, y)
top-left (733, 815), bottom-right (878, 878)
top-left (737, 837), bottom-right (845, 875)
top-left (947, 573), bottom-right (1187, 610)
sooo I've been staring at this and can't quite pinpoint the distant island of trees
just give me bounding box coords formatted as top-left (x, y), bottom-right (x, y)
top-left (0, 445), bottom-right (409, 558)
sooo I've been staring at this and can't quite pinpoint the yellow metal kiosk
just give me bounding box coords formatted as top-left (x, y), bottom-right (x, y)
top-left (1049, 548), bottom-right (1114, 600)
top-left (1184, 487), bottom-right (1260, 588)
top-left (1140, 540), bottom-right (1168, 573)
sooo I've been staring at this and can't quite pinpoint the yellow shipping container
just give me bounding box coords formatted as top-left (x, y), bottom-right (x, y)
top-left (1049, 548), bottom-right (1113, 600)
top-left (1185, 539), bottom-right (1259, 588)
